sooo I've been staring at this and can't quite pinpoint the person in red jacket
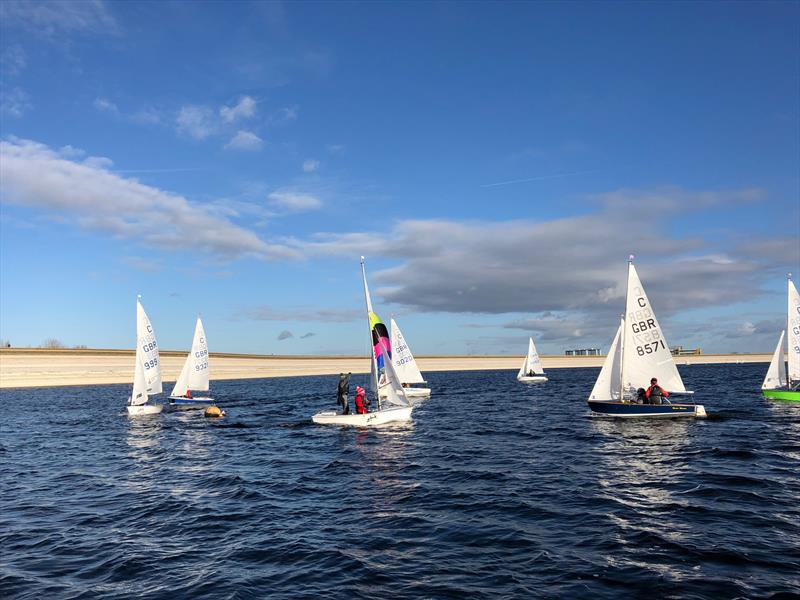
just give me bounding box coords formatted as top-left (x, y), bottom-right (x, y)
top-left (645, 378), bottom-right (669, 405)
top-left (354, 386), bottom-right (368, 414)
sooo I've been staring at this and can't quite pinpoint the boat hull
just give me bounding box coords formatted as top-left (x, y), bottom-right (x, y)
top-left (518, 375), bottom-right (548, 383)
top-left (168, 396), bottom-right (215, 410)
top-left (312, 406), bottom-right (413, 426)
top-left (761, 389), bottom-right (800, 402)
top-left (127, 403), bottom-right (163, 416)
top-left (588, 400), bottom-right (706, 418)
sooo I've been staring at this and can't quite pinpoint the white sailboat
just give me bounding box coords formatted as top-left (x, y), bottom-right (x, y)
top-left (517, 337), bottom-right (548, 383)
top-left (587, 256), bottom-right (706, 418)
top-left (380, 317), bottom-right (431, 400)
top-left (168, 317), bottom-right (214, 410)
top-left (762, 275), bottom-right (800, 401)
top-left (312, 258), bottom-right (413, 426)
top-left (127, 297), bottom-right (164, 416)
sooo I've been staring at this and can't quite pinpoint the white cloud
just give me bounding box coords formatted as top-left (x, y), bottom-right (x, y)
top-left (302, 159), bottom-right (319, 173)
top-left (1, 87), bottom-right (32, 118)
top-left (93, 97), bottom-right (118, 113)
top-left (176, 105), bottom-right (217, 140)
top-left (268, 190), bottom-right (322, 212)
top-left (225, 130), bottom-right (263, 151)
top-left (0, 137), bottom-right (299, 260)
top-left (220, 96), bottom-right (257, 122)
top-left (327, 144), bottom-right (345, 154)
top-left (1, 0), bottom-right (119, 36)
top-left (236, 306), bottom-right (361, 322)
top-left (1, 45), bottom-right (27, 76)
top-left (272, 106), bottom-right (298, 123)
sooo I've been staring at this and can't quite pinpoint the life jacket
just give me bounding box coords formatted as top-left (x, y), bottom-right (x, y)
top-left (354, 393), bottom-right (367, 414)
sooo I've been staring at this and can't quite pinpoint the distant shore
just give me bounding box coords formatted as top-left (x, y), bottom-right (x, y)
top-left (0, 348), bottom-right (771, 389)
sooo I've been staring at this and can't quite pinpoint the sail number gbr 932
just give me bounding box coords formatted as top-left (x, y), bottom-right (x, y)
top-left (628, 289), bottom-right (666, 356)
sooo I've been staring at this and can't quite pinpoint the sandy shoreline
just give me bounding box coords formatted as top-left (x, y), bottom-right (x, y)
top-left (0, 348), bottom-right (771, 389)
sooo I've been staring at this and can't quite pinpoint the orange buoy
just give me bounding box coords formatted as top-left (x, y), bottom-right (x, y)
top-left (204, 406), bottom-right (224, 418)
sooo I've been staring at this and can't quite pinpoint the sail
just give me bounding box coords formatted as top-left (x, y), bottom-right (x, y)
top-left (527, 338), bottom-right (545, 375)
top-left (130, 344), bottom-right (148, 406)
top-left (788, 279), bottom-right (800, 384)
top-left (136, 299), bottom-right (162, 395)
top-left (170, 354), bottom-right (191, 397)
top-left (376, 335), bottom-right (410, 408)
top-left (187, 317), bottom-right (210, 391)
top-left (621, 262), bottom-right (686, 394)
top-left (762, 330), bottom-right (787, 390)
top-left (589, 320), bottom-right (623, 401)
top-left (390, 318), bottom-right (425, 384)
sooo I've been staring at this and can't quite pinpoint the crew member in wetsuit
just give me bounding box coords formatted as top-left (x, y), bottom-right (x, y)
top-left (645, 377), bottom-right (669, 405)
top-left (354, 386), bottom-right (368, 414)
top-left (337, 372), bottom-right (351, 414)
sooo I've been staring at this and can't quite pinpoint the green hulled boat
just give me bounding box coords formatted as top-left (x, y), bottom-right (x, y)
top-left (760, 276), bottom-right (800, 402)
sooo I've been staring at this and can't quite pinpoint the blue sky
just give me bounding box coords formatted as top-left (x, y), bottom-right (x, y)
top-left (1, 1), bottom-right (798, 356)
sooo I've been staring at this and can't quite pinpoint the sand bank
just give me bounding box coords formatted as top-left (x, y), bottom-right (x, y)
top-left (0, 348), bottom-right (771, 389)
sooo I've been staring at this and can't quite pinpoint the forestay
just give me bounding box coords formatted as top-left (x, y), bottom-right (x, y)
top-left (621, 262), bottom-right (686, 394)
top-left (762, 330), bottom-right (788, 390)
top-left (589, 320), bottom-right (622, 401)
top-left (390, 318), bottom-right (425, 384)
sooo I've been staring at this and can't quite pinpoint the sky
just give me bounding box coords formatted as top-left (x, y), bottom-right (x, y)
top-left (0, 0), bottom-right (798, 356)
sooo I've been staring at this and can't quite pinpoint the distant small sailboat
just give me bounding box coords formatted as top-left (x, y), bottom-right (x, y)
top-left (517, 337), bottom-right (548, 383)
top-left (762, 275), bottom-right (800, 402)
top-left (127, 297), bottom-right (163, 416)
top-left (312, 258), bottom-right (412, 426)
top-left (587, 256), bottom-right (706, 418)
top-left (383, 317), bottom-right (431, 400)
top-left (169, 317), bottom-right (215, 410)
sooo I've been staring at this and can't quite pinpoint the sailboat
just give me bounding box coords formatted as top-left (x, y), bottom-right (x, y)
top-left (587, 256), bottom-right (706, 418)
top-left (168, 317), bottom-right (215, 410)
top-left (312, 257), bottom-right (413, 426)
top-left (761, 275), bottom-right (800, 401)
top-left (517, 337), bottom-right (548, 383)
top-left (382, 317), bottom-right (431, 400)
top-left (127, 296), bottom-right (164, 416)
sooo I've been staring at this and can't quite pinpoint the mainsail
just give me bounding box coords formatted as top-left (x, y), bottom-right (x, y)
top-left (171, 317), bottom-right (210, 396)
top-left (390, 318), bottom-right (425, 384)
top-left (517, 337), bottom-right (545, 378)
top-left (762, 330), bottom-right (788, 390)
top-left (788, 278), bottom-right (800, 384)
top-left (131, 298), bottom-right (162, 406)
top-left (620, 261), bottom-right (686, 395)
top-left (589, 320), bottom-right (622, 401)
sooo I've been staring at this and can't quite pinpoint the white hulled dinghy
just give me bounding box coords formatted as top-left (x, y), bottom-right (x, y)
top-left (587, 257), bottom-right (706, 418)
top-left (169, 317), bottom-right (215, 410)
top-left (127, 297), bottom-right (164, 416)
top-left (517, 337), bottom-right (548, 383)
top-left (762, 275), bottom-right (800, 402)
top-left (312, 258), bottom-right (413, 426)
top-left (384, 317), bottom-right (431, 400)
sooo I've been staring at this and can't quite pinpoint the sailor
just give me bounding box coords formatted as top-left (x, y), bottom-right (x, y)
top-left (185, 389), bottom-right (193, 399)
top-left (528, 369), bottom-right (534, 377)
top-left (337, 372), bottom-right (350, 415)
top-left (354, 386), bottom-right (368, 414)
top-left (645, 378), bottom-right (669, 405)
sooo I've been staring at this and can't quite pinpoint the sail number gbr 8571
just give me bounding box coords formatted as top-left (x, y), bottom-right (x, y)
top-left (628, 291), bottom-right (666, 356)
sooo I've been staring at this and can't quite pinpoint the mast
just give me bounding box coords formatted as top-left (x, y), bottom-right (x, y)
top-left (360, 256), bottom-right (381, 407)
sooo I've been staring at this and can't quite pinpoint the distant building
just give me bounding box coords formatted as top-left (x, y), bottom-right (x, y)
top-left (565, 348), bottom-right (601, 356)
top-left (671, 346), bottom-right (702, 356)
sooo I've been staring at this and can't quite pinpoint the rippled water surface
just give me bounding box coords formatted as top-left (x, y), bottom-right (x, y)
top-left (2, 364), bottom-right (799, 599)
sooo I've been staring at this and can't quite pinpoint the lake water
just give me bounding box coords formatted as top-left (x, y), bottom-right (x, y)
top-left (2, 363), bottom-right (799, 599)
